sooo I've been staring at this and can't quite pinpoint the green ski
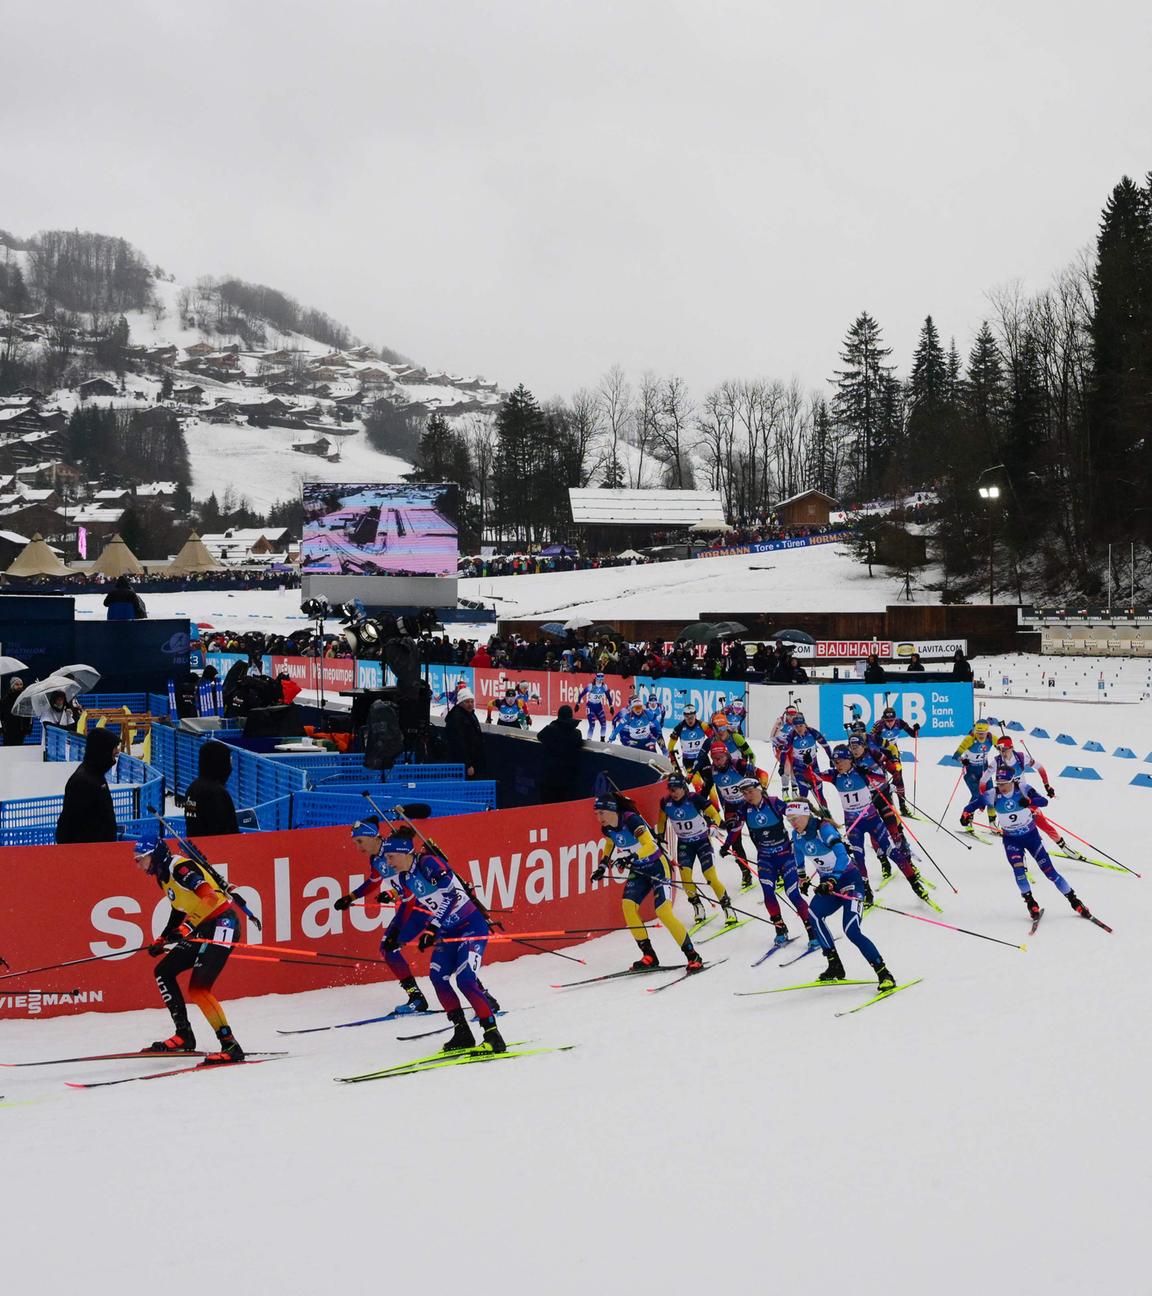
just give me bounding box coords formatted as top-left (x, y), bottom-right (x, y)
top-left (699, 918), bottom-right (752, 943)
top-left (734, 979), bottom-right (872, 997)
top-left (835, 978), bottom-right (924, 1016)
top-left (337, 1044), bottom-right (574, 1083)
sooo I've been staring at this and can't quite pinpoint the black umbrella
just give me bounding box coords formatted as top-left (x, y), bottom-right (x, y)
top-left (675, 622), bottom-right (720, 644)
top-left (770, 627), bottom-right (815, 644)
top-left (585, 624), bottom-right (618, 640)
top-left (710, 620), bottom-right (749, 639)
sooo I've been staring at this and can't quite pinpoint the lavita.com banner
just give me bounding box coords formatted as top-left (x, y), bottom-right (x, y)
top-left (0, 785), bottom-right (664, 1020)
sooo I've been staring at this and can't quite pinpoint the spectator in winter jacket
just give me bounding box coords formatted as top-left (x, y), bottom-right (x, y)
top-left (1, 677), bottom-right (32, 747)
top-left (905, 652), bottom-right (926, 673)
top-left (536, 705), bottom-right (584, 803)
top-left (864, 653), bottom-right (888, 683)
top-left (444, 688), bottom-right (485, 777)
top-left (184, 740), bottom-right (239, 838)
top-left (103, 575), bottom-right (147, 620)
top-left (55, 726), bottom-right (120, 844)
top-left (470, 644), bottom-right (493, 668)
top-left (951, 649), bottom-right (974, 682)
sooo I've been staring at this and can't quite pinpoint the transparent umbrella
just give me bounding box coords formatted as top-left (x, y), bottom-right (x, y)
top-left (11, 674), bottom-right (85, 718)
top-left (0, 655), bottom-right (28, 674)
top-left (55, 663), bottom-right (102, 691)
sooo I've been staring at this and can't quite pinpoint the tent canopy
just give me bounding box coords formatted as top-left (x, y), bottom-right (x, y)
top-left (4, 532), bottom-right (71, 578)
top-left (168, 531), bottom-right (224, 575)
top-left (89, 532), bottom-right (144, 578)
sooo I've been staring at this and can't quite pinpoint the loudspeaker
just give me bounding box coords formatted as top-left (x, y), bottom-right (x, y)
top-left (242, 703), bottom-right (304, 737)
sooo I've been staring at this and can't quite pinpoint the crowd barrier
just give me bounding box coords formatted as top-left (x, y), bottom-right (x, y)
top-left (0, 751), bottom-right (165, 847)
top-left (0, 780), bottom-right (665, 1018)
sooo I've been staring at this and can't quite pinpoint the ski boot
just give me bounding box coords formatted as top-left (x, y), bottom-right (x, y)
top-left (631, 938), bottom-right (660, 971)
top-left (987, 808), bottom-right (998, 826)
top-left (689, 894), bottom-right (708, 926)
top-left (899, 799), bottom-right (911, 817)
top-left (479, 1016), bottom-right (507, 1054)
top-left (683, 939), bottom-right (703, 973)
top-left (863, 880), bottom-right (875, 908)
top-left (871, 961), bottom-right (896, 992)
top-left (817, 949), bottom-right (848, 983)
top-left (1023, 890), bottom-right (1041, 921)
top-left (720, 893), bottom-right (738, 926)
top-left (202, 1026), bottom-right (245, 1065)
top-left (772, 919), bottom-right (790, 947)
top-left (1054, 836), bottom-right (1069, 851)
top-left (880, 859), bottom-right (893, 881)
top-left (146, 1028), bottom-right (196, 1053)
top-left (909, 872), bottom-right (931, 902)
top-left (442, 1008), bottom-right (477, 1052)
top-left (960, 809), bottom-right (973, 829)
top-left (1066, 890), bottom-right (1091, 918)
top-left (392, 977), bottom-right (429, 1015)
top-left (738, 865), bottom-right (754, 890)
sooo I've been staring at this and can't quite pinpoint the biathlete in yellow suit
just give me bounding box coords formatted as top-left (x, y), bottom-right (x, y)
top-left (655, 773), bottom-right (736, 929)
top-left (591, 791), bottom-right (703, 973)
top-left (133, 835), bottom-right (245, 1062)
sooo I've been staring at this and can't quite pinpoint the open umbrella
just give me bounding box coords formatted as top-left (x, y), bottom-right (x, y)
top-left (675, 622), bottom-right (720, 644)
top-left (585, 624), bottom-right (618, 640)
top-left (11, 674), bottom-right (85, 718)
top-left (710, 620), bottom-right (749, 639)
top-left (616, 549), bottom-right (646, 561)
top-left (0, 655), bottom-right (28, 674)
top-left (55, 663), bottom-right (102, 691)
top-left (538, 622), bottom-right (569, 638)
top-left (563, 615), bottom-right (593, 631)
top-left (770, 628), bottom-right (816, 645)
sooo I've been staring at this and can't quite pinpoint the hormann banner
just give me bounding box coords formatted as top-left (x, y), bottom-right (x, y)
top-left (789, 638), bottom-right (967, 661)
top-left (0, 786), bottom-right (664, 1019)
top-left (694, 531), bottom-right (849, 559)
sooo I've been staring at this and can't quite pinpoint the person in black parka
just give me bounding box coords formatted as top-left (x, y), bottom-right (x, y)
top-left (184, 740), bottom-right (239, 838)
top-left (55, 726), bottom-right (120, 844)
top-left (537, 704), bottom-right (585, 803)
top-left (443, 688), bottom-right (486, 777)
top-left (1, 677), bottom-right (32, 747)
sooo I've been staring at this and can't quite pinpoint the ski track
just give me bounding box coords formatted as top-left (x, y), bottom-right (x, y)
top-left (2, 654), bottom-right (1148, 1293)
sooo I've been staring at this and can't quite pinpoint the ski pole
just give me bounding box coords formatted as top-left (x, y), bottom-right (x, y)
top-left (936, 767), bottom-right (966, 831)
top-left (906, 796), bottom-right (973, 850)
top-left (874, 788), bottom-right (958, 893)
top-left (913, 732), bottom-right (919, 805)
top-left (1042, 821), bottom-right (1141, 878)
top-left (830, 892), bottom-right (1026, 951)
top-left (0, 946), bottom-right (145, 982)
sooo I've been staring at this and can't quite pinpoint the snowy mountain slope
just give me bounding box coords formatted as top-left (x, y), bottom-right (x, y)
top-left (460, 541), bottom-right (940, 619)
top-left (0, 705), bottom-right (1145, 1296)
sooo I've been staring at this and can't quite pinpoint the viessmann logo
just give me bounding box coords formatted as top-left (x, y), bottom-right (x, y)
top-left (0, 989), bottom-right (105, 1016)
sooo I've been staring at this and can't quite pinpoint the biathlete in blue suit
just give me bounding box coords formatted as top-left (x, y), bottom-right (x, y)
top-left (341, 819), bottom-right (505, 1053)
top-left (984, 774), bottom-right (1097, 924)
top-left (576, 673), bottom-right (612, 740)
top-left (784, 800), bottom-right (896, 990)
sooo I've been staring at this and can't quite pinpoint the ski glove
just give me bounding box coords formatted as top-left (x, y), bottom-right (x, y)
top-left (912, 723), bottom-right (921, 735)
top-left (590, 865), bottom-right (607, 883)
top-left (1044, 784), bottom-right (1055, 797)
top-left (815, 878), bottom-right (836, 895)
top-left (147, 940), bottom-right (168, 957)
top-left (418, 928), bottom-right (439, 952)
top-left (334, 894), bottom-right (354, 911)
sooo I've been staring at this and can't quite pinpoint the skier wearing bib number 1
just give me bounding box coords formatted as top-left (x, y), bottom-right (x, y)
top-left (133, 835), bottom-right (246, 1062)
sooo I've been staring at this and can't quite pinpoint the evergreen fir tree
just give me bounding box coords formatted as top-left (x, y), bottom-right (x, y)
top-left (832, 311), bottom-right (893, 498)
top-left (906, 315), bottom-right (949, 476)
top-left (1089, 175), bottom-right (1152, 539)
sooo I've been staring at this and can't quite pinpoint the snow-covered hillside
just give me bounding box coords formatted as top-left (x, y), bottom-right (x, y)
top-left (1, 691), bottom-right (1145, 1296)
top-left (460, 542), bottom-right (940, 619)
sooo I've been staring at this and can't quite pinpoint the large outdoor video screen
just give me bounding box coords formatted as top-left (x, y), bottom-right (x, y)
top-left (300, 482), bottom-right (460, 576)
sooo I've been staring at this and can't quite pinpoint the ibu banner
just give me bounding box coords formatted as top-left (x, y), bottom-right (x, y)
top-left (817, 681), bottom-right (973, 736)
top-left (0, 784), bottom-right (664, 1020)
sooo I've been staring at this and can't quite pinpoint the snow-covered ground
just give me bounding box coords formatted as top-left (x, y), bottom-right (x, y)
top-left (2, 678), bottom-right (1147, 1295)
top-left (461, 542), bottom-right (939, 619)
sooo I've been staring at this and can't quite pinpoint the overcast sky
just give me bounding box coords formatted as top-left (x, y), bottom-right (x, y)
top-left (3, 0), bottom-right (1150, 399)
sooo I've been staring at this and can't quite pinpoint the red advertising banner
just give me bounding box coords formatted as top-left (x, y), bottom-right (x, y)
top-left (270, 655), bottom-right (356, 692)
top-left (0, 785), bottom-right (664, 1020)
top-left (470, 668), bottom-right (636, 719)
